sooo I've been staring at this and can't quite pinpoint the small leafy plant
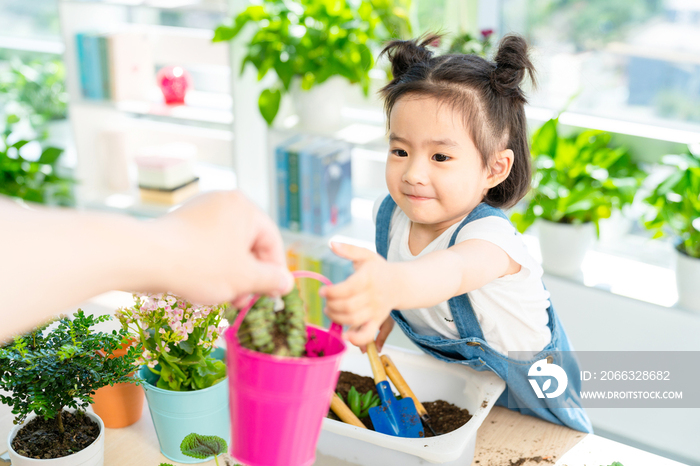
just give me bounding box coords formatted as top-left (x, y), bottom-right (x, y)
top-left (234, 285), bottom-right (307, 357)
top-left (0, 310), bottom-right (140, 434)
top-left (511, 117), bottom-right (645, 235)
top-left (643, 148), bottom-right (700, 259)
top-left (159, 432), bottom-right (241, 466)
top-left (339, 386), bottom-right (380, 419)
top-left (116, 293), bottom-right (227, 391)
top-left (0, 58), bottom-right (68, 126)
top-left (212, 0), bottom-right (411, 125)
top-left (1, 114), bottom-right (74, 205)
top-left (446, 29), bottom-right (494, 57)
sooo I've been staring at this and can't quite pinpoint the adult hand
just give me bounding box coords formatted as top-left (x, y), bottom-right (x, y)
top-left (153, 191), bottom-right (294, 305)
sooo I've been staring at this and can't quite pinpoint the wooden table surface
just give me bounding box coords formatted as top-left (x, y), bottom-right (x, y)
top-left (1, 398), bottom-right (585, 466)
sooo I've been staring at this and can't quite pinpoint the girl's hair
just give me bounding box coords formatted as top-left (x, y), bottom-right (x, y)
top-left (378, 33), bottom-right (536, 209)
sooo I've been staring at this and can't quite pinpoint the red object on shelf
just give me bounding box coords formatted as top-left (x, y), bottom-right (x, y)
top-left (156, 65), bottom-right (192, 105)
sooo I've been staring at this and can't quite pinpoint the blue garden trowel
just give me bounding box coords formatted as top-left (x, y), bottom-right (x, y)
top-left (366, 342), bottom-right (424, 438)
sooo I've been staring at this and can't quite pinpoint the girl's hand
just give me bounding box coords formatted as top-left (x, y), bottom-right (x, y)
top-left (320, 242), bottom-right (397, 347)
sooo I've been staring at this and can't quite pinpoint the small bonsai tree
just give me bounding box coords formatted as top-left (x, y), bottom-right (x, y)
top-left (234, 285), bottom-right (307, 357)
top-left (0, 310), bottom-right (140, 434)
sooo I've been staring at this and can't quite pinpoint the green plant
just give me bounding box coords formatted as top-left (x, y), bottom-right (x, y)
top-left (446, 29), bottom-right (494, 57)
top-left (511, 117), bottom-right (644, 235)
top-left (0, 310), bottom-right (140, 433)
top-left (0, 114), bottom-right (75, 205)
top-left (234, 286), bottom-right (307, 357)
top-left (0, 58), bottom-right (68, 126)
top-left (159, 433), bottom-right (241, 466)
top-left (115, 293), bottom-right (227, 391)
top-left (212, 0), bottom-right (412, 125)
top-left (643, 148), bottom-right (700, 259)
top-left (340, 386), bottom-right (380, 419)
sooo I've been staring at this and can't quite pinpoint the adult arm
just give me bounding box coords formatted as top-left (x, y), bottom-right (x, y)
top-left (0, 191), bottom-right (293, 339)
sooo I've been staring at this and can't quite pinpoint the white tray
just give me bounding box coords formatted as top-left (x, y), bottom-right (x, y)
top-left (317, 345), bottom-right (506, 465)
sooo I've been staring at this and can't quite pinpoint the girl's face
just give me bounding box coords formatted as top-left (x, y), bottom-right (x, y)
top-left (386, 95), bottom-right (496, 232)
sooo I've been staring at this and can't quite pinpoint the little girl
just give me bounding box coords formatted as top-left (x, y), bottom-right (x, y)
top-left (320, 34), bottom-right (592, 433)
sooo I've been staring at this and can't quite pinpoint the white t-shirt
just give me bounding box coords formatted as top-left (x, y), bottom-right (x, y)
top-left (374, 197), bottom-right (552, 357)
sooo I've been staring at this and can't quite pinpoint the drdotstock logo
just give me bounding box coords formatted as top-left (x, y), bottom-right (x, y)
top-left (528, 359), bottom-right (568, 398)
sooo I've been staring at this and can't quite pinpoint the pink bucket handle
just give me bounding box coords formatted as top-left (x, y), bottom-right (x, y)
top-left (231, 270), bottom-right (342, 341)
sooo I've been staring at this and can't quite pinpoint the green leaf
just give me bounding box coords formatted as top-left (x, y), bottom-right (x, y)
top-left (180, 432), bottom-right (228, 459)
top-left (258, 88), bottom-right (281, 126)
top-left (38, 146), bottom-right (63, 165)
top-left (348, 386), bottom-right (361, 417)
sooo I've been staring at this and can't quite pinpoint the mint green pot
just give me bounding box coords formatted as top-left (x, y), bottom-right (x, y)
top-left (139, 348), bottom-right (229, 464)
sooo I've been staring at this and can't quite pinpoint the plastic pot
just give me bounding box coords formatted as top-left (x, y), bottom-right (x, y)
top-left (90, 339), bottom-right (144, 428)
top-left (7, 411), bottom-right (105, 466)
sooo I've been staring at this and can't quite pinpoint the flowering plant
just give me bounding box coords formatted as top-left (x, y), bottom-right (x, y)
top-left (116, 293), bottom-right (227, 391)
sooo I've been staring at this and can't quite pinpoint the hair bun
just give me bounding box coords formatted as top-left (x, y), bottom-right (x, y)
top-left (380, 34), bottom-right (440, 82)
top-left (490, 34), bottom-right (536, 101)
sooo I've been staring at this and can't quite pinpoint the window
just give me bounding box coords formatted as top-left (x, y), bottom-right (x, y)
top-left (501, 0), bottom-right (700, 133)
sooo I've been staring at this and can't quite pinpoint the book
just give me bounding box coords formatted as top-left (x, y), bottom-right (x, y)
top-left (316, 142), bottom-right (352, 235)
top-left (275, 135), bottom-right (311, 229)
top-left (139, 178), bottom-right (199, 205)
top-left (107, 31), bottom-right (153, 102)
top-left (299, 138), bottom-right (332, 234)
top-left (77, 33), bottom-right (103, 100)
top-left (285, 137), bottom-right (326, 232)
top-left (97, 35), bottom-right (111, 100)
top-left (300, 245), bottom-right (326, 326)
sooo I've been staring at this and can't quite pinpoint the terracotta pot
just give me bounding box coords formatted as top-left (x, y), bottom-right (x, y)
top-left (90, 340), bottom-right (144, 428)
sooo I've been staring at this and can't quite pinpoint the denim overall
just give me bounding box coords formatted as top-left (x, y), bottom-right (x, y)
top-left (376, 195), bottom-right (593, 433)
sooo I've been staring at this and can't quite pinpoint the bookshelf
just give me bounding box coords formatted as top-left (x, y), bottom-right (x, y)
top-left (58, 0), bottom-right (392, 240)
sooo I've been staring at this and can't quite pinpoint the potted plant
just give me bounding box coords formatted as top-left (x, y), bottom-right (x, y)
top-left (115, 293), bottom-right (229, 464)
top-left (511, 117), bottom-right (644, 276)
top-left (225, 271), bottom-right (346, 466)
top-left (445, 29), bottom-right (494, 57)
top-left (642, 148), bottom-right (700, 312)
top-left (0, 310), bottom-right (139, 465)
top-left (89, 337), bottom-right (145, 428)
top-left (0, 114), bottom-right (74, 206)
top-left (212, 0), bottom-right (411, 129)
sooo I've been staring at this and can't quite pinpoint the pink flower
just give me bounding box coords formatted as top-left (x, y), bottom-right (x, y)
top-left (481, 29), bottom-right (494, 39)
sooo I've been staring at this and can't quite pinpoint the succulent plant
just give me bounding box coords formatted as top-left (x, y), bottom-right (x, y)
top-left (236, 285), bottom-right (308, 357)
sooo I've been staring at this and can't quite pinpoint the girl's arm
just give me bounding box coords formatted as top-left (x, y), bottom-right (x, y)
top-left (1, 191), bottom-right (293, 339)
top-left (320, 240), bottom-right (520, 346)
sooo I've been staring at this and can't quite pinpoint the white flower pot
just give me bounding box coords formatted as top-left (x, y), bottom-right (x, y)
top-left (676, 249), bottom-right (700, 313)
top-left (291, 76), bottom-right (347, 132)
top-left (7, 411), bottom-right (104, 466)
top-left (538, 220), bottom-right (595, 277)
top-left (317, 345), bottom-right (505, 465)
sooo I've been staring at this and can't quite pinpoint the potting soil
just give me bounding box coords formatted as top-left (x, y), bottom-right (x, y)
top-left (12, 410), bottom-right (99, 459)
top-left (329, 371), bottom-right (472, 436)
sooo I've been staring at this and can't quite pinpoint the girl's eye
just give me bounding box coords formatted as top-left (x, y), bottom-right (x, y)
top-left (432, 153), bottom-right (450, 162)
top-left (391, 149), bottom-right (408, 157)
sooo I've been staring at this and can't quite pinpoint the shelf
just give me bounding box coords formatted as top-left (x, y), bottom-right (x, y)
top-left (73, 89), bottom-right (233, 127)
top-left (59, 0), bottom-right (228, 13)
top-left (0, 35), bottom-right (65, 55)
top-left (79, 162), bottom-right (236, 218)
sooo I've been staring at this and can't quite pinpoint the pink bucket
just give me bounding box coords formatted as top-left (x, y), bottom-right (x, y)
top-left (225, 271), bottom-right (346, 466)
